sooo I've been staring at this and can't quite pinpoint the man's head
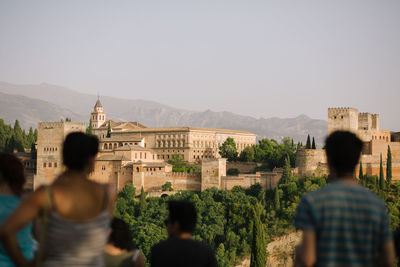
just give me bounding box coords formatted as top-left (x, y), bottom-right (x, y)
top-left (165, 200), bottom-right (197, 238)
top-left (325, 130), bottom-right (363, 178)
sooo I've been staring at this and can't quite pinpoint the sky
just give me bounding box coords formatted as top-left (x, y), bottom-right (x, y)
top-left (0, 0), bottom-right (399, 130)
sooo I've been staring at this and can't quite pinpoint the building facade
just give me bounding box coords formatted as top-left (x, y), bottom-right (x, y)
top-left (91, 99), bottom-right (257, 162)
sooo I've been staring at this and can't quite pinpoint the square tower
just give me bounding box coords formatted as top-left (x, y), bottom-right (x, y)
top-left (34, 122), bottom-right (85, 189)
top-left (328, 107), bottom-right (359, 135)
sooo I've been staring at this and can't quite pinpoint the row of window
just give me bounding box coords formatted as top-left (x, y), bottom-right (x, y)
top-left (157, 134), bottom-right (186, 139)
top-left (43, 147), bottom-right (58, 152)
top-left (43, 162), bottom-right (57, 168)
top-left (92, 115), bottom-right (105, 121)
top-left (157, 140), bottom-right (186, 148)
top-left (103, 142), bottom-right (139, 149)
top-left (373, 136), bottom-right (389, 142)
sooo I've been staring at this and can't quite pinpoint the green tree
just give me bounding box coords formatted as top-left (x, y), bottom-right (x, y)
top-left (359, 162), bottom-right (363, 181)
top-left (34, 128), bottom-right (38, 141)
top-left (86, 118), bottom-right (93, 135)
top-left (379, 154), bottom-right (385, 190)
top-left (387, 146), bottom-right (392, 185)
top-left (239, 146), bottom-right (255, 162)
top-left (106, 122), bottom-right (111, 138)
top-left (65, 117), bottom-right (72, 122)
top-left (162, 181), bottom-right (173, 191)
top-left (138, 186), bottom-right (147, 217)
top-left (12, 120), bottom-right (24, 152)
top-left (274, 187), bottom-right (280, 211)
top-left (250, 205), bottom-right (266, 267)
top-left (227, 168), bottom-right (240, 176)
top-left (305, 134), bottom-right (311, 149)
top-left (216, 243), bottom-right (229, 267)
top-left (311, 137), bottom-right (316, 149)
top-left (280, 155), bottom-right (292, 184)
top-left (27, 127), bottom-right (35, 148)
top-left (114, 184), bottom-right (136, 223)
top-left (219, 137), bottom-right (238, 161)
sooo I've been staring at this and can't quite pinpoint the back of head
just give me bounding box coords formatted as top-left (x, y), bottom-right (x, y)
top-left (168, 200), bottom-right (197, 233)
top-left (325, 131), bottom-right (363, 177)
top-left (108, 218), bottom-right (134, 251)
top-left (63, 132), bottom-right (99, 171)
top-left (0, 153), bottom-right (25, 196)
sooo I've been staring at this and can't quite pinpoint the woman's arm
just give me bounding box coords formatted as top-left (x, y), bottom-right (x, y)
top-left (0, 187), bottom-right (46, 267)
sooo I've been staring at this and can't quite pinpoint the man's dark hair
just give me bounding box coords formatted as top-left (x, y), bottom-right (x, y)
top-left (0, 153), bottom-right (26, 196)
top-left (108, 218), bottom-right (134, 251)
top-left (325, 131), bottom-right (363, 177)
top-left (168, 200), bottom-right (197, 233)
top-left (63, 132), bottom-right (98, 171)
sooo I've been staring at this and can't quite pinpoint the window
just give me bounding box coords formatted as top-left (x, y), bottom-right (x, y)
top-left (49, 162), bottom-right (52, 167)
top-left (43, 163), bottom-right (46, 167)
top-left (102, 165), bottom-right (106, 170)
top-left (54, 162), bottom-right (57, 168)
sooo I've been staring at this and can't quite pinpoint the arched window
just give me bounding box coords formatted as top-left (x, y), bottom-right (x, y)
top-left (104, 144), bottom-right (108, 149)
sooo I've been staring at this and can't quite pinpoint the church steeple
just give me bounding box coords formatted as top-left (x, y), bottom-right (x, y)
top-left (91, 96), bottom-right (106, 129)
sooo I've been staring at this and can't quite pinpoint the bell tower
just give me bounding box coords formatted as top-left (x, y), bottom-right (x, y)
top-left (91, 97), bottom-right (106, 129)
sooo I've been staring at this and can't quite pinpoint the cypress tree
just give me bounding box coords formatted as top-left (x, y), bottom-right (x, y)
top-left (12, 120), bottom-right (24, 151)
top-left (387, 146), bottom-right (392, 185)
top-left (311, 137), bottom-right (316, 149)
top-left (138, 186), bottom-right (147, 216)
top-left (306, 135), bottom-right (311, 149)
top-left (27, 127), bottom-right (35, 148)
top-left (274, 187), bottom-right (280, 211)
top-left (34, 128), bottom-right (38, 141)
top-left (359, 162), bottom-right (363, 181)
top-left (250, 205), bottom-right (267, 267)
top-left (281, 155), bottom-right (292, 184)
top-left (379, 154), bottom-right (385, 190)
top-left (87, 118), bottom-right (93, 135)
top-left (107, 122), bottom-right (111, 138)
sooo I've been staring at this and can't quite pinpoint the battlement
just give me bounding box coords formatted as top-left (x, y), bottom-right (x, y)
top-left (38, 122), bottom-right (85, 129)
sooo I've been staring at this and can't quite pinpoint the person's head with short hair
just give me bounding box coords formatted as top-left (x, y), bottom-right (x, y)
top-left (0, 153), bottom-right (26, 196)
top-left (165, 201), bottom-right (197, 238)
top-left (63, 132), bottom-right (98, 173)
top-left (325, 130), bottom-right (363, 178)
top-left (108, 218), bottom-right (134, 251)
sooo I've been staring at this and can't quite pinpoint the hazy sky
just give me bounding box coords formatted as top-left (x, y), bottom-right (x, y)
top-left (0, 0), bottom-right (399, 130)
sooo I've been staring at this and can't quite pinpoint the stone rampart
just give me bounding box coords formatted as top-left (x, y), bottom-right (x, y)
top-left (227, 162), bottom-right (259, 173)
top-left (221, 171), bottom-right (282, 190)
top-left (295, 149), bottom-right (327, 177)
top-left (132, 172), bottom-right (201, 194)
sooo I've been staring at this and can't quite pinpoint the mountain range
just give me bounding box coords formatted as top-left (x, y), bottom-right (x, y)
top-left (0, 81), bottom-right (328, 144)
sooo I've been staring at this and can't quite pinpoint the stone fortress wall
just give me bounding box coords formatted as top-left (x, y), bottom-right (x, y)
top-left (298, 107), bottom-right (400, 179)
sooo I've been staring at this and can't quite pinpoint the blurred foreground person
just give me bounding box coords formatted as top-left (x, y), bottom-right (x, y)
top-left (295, 131), bottom-right (395, 267)
top-left (104, 218), bottom-right (145, 267)
top-left (151, 201), bottom-right (217, 267)
top-left (0, 153), bottom-right (33, 267)
top-left (0, 132), bottom-right (115, 267)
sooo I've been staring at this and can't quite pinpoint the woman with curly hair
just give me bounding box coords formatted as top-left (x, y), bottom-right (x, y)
top-left (0, 153), bottom-right (33, 267)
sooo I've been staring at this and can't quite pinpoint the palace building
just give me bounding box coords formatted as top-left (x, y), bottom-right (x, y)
top-left (91, 99), bottom-right (257, 163)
